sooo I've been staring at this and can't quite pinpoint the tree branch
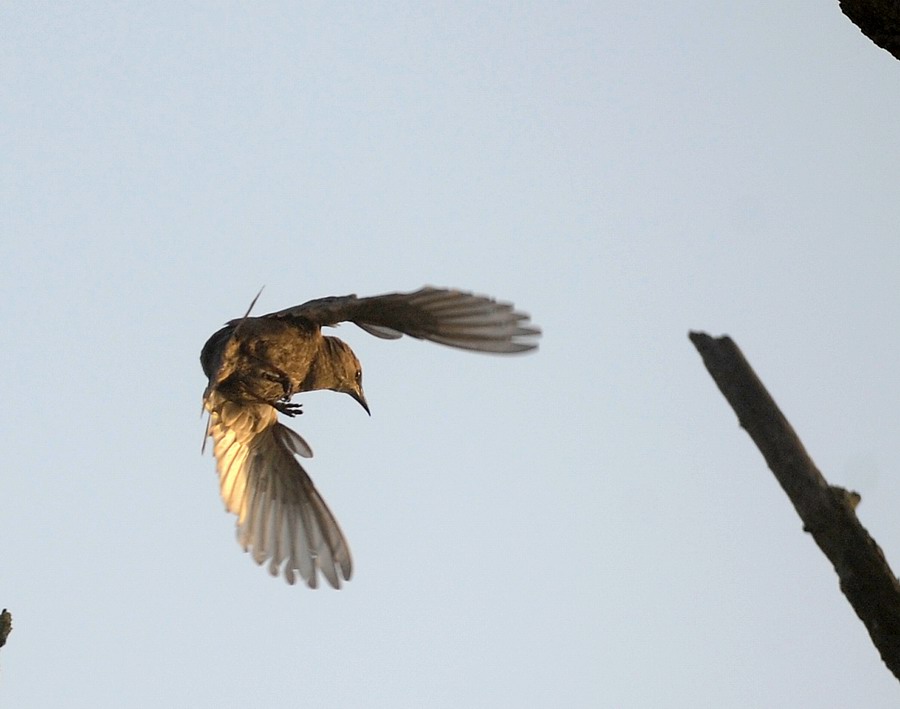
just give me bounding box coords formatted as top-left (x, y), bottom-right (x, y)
top-left (839, 0), bottom-right (900, 61)
top-left (0, 609), bottom-right (10, 649)
top-left (689, 331), bottom-right (900, 680)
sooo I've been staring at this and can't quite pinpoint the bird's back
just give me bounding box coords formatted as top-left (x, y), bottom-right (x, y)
top-left (203, 317), bottom-right (323, 407)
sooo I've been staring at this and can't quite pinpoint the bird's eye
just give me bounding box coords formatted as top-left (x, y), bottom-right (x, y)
top-left (355, 369), bottom-right (362, 383)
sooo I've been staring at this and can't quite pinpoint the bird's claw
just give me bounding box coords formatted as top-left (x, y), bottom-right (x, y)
top-left (274, 400), bottom-right (303, 417)
top-left (262, 369), bottom-right (293, 398)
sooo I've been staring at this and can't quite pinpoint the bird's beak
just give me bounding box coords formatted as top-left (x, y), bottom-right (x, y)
top-left (349, 388), bottom-right (370, 416)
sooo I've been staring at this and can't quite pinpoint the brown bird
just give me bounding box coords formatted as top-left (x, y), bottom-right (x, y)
top-left (200, 286), bottom-right (541, 588)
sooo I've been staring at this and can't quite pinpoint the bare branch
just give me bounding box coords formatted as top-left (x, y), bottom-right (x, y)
top-left (839, 0), bottom-right (900, 61)
top-left (689, 331), bottom-right (900, 680)
top-left (0, 609), bottom-right (10, 649)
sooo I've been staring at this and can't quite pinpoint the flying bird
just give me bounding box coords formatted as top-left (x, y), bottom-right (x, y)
top-left (200, 286), bottom-right (541, 588)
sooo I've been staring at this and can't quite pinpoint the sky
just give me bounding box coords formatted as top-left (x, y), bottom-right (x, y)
top-left (3, 1), bottom-right (900, 707)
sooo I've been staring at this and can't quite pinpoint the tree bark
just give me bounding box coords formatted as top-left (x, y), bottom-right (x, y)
top-left (839, 0), bottom-right (900, 61)
top-left (690, 331), bottom-right (900, 681)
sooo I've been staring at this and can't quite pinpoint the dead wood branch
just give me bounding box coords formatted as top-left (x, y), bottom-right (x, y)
top-left (690, 331), bottom-right (900, 680)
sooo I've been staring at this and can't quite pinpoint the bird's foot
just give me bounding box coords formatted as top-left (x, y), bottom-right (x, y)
top-left (262, 369), bottom-right (293, 398)
top-left (274, 400), bottom-right (303, 417)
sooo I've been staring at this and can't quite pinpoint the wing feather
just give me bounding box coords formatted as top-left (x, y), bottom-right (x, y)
top-left (265, 286), bottom-right (540, 354)
top-left (204, 391), bottom-right (352, 589)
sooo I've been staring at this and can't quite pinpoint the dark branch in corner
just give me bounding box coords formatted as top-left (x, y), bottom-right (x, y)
top-left (0, 609), bottom-right (10, 649)
top-left (689, 331), bottom-right (900, 681)
top-left (839, 0), bottom-right (900, 61)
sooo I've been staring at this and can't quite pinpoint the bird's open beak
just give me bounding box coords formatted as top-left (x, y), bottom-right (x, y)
top-left (349, 388), bottom-right (370, 416)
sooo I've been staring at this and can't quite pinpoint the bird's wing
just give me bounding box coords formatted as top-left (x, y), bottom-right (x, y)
top-left (265, 286), bottom-right (541, 354)
top-left (204, 392), bottom-right (352, 588)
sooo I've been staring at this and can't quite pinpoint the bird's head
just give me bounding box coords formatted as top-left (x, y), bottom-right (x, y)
top-left (324, 337), bottom-right (370, 415)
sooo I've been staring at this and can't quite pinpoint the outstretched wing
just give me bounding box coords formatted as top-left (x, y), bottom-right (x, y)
top-left (204, 391), bottom-right (352, 588)
top-left (265, 286), bottom-right (541, 354)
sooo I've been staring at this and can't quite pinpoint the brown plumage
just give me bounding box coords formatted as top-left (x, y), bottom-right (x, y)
top-left (200, 286), bottom-right (541, 588)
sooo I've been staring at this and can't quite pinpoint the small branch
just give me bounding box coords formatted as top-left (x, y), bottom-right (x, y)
top-left (0, 609), bottom-right (10, 649)
top-left (690, 331), bottom-right (900, 681)
top-left (839, 0), bottom-right (900, 62)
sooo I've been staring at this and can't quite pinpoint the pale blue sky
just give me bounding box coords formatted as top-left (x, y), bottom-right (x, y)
top-left (3, 2), bottom-right (900, 707)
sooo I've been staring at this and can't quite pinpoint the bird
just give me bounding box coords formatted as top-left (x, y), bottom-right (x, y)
top-left (200, 286), bottom-right (541, 588)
